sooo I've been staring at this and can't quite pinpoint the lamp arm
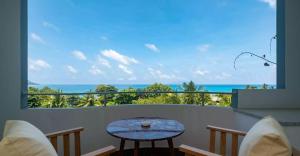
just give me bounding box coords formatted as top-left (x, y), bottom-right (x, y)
top-left (234, 52), bottom-right (276, 70)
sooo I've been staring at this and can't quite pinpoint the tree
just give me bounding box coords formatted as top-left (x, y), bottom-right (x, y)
top-left (78, 91), bottom-right (99, 107)
top-left (96, 85), bottom-right (118, 93)
top-left (67, 95), bottom-right (80, 107)
top-left (246, 85), bottom-right (257, 89)
top-left (133, 93), bottom-right (181, 104)
top-left (114, 88), bottom-right (138, 104)
top-left (182, 81), bottom-right (197, 92)
top-left (28, 87), bottom-right (42, 108)
top-left (215, 94), bottom-right (231, 107)
top-left (181, 81), bottom-right (200, 104)
top-left (144, 83), bottom-right (173, 97)
top-left (37, 87), bottom-right (58, 108)
top-left (27, 87), bottom-right (73, 108)
top-left (261, 83), bottom-right (269, 89)
top-left (51, 91), bottom-right (68, 108)
top-left (95, 85), bottom-right (118, 105)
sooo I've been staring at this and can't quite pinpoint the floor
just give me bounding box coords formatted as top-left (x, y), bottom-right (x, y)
top-left (111, 148), bottom-right (184, 156)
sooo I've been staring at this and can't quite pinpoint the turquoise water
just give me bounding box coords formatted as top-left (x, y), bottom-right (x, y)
top-left (28, 84), bottom-right (276, 93)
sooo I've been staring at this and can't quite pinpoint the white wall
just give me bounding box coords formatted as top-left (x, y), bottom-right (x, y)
top-left (236, 89), bottom-right (300, 108)
top-left (0, 0), bottom-right (22, 129)
top-left (285, 0), bottom-right (300, 90)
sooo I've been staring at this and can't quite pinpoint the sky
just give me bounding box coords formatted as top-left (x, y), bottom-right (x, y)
top-left (28, 0), bottom-right (277, 85)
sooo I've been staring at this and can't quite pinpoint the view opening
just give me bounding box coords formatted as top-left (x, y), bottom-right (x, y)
top-left (28, 0), bottom-right (276, 108)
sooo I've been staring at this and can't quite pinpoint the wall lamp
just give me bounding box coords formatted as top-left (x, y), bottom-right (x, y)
top-left (234, 35), bottom-right (277, 70)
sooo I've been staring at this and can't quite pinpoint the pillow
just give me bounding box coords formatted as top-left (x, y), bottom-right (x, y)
top-left (238, 116), bottom-right (292, 156)
top-left (0, 120), bottom-right (57, 156)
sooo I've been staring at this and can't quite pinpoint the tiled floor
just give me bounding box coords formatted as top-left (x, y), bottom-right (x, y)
top-left (111, 148), bottom-right (184, 156)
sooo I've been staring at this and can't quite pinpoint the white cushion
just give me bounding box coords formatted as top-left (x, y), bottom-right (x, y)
top-left (238, 116), bottom-right (292, 156)
top-left (0, 120), bottom-right (57, 156)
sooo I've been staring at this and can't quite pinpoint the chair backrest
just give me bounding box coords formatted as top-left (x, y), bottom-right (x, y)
top-left (46, 127), bottom-right (84, 156)
top-left (207, 125), bottom-right (247, 156)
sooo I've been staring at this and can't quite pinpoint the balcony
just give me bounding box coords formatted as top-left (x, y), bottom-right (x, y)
top-left (1, 0), bottom-right (300, 156)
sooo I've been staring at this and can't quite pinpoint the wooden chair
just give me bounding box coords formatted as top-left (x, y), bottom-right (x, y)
top-left (179, 125), bottom-right (300, 156)
top-left (46, 127), bottom-right (116, 156)
top-left (179, 125), bottom-right (246, 156)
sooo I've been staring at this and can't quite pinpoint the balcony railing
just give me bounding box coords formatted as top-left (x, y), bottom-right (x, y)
top-left (25, 91), bottom-right (234, 108)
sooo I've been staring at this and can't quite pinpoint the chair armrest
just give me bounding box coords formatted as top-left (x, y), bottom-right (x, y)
top-left (293, 147), bottom-right (300, 156)
top-left (46, 127), bottom-right (84, 138)
top-left (82, 145), bottom-right (116, 156)
top-left (179, 144), bottom-right (221, 156)
top-left (207, 125), bottom-right (247, 136)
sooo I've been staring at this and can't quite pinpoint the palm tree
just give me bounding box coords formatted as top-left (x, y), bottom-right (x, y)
top-left (182, 81), bottom-right (199, 104)
top-left (51, 90), bottom-right (68, 108)
top-left (78, 90), bottom-right (97, 107)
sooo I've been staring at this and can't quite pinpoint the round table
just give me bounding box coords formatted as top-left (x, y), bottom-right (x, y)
top-left (106, 117), bottom-right (185, 156)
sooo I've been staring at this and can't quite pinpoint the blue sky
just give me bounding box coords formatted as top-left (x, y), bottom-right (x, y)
top-left (28, 0), bottom-right (276, 85)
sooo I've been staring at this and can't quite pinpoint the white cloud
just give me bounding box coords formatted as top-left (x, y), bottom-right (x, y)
top-left (97, 56), bottom-right (111, 68)
top-left (30, 33), bottom-right (46, 44)
top-left (197, 44), bottom-right (211, 52)
top-left (260, 0), bottom-right (276, 9)
top-left (72, 50), bottom-right (87, 61)
top-left (29, 59), bottom-right (51, 71)
top-left (145, 43), bottom-right (160, 52)
top-left (89, 65), bottom-right (103, 75)
top-left (215, 72), bottom-right (232, 80)
top-left (148, 67), bottom-right (176, 80)
top-left (66, 65), bottom-right (77, 74)
top-left (101, 49), bottom-right (138, 65)
top-left (42, 21), bottom-right (60, 31)
top-left (195, 69), bottom-right (209, 76)
top-left (118, 64), bottom-right (133, 74)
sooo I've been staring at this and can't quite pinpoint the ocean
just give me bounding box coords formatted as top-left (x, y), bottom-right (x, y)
top-left (28, 84), bottom-right (276, 93)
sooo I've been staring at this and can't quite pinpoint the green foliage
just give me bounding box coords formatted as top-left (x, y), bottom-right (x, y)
top-left (96, 85), bottom-right (118, 105)
top-left (51, 92), bottom-right (68, 108)
top-left (181, 81), bottom-right (197, 104)
top-left (144, 83), bottom-right (172, 97)
top-left (28, 81), bottom-right (263, 108)
top-left (214, 94), bottom-right (231, 107)
top-left (28, 87), bottom-right (42, 107)
top-left (67, 95), bottom-right (80, 106)
top-left (114, 88), bottom-right (138, 104)
top-left (246, 85), bottom-right (258, 89)
top-left (133, 93), bottom-right (181, 104)
top-left (96, 84), bottom-right (118, 93)
top-left (261, 83), bottom-right (274, 89)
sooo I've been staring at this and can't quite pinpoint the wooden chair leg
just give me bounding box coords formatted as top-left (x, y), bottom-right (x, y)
top-left (209, 129), bottom-right (216, 153)
top-left (220, 132), bottom-right (226, 156)
top-left (63, 134), bottom-right (70, 156)
top-left (50, 136), bottom-right (58, 152)
top-left (74, 131), bottom-right (81, 156)
top-left (231, 134), bottom-right (238, 156)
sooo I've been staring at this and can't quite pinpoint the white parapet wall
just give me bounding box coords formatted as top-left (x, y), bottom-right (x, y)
top-left (236, 89), bottom-right (300, 109)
